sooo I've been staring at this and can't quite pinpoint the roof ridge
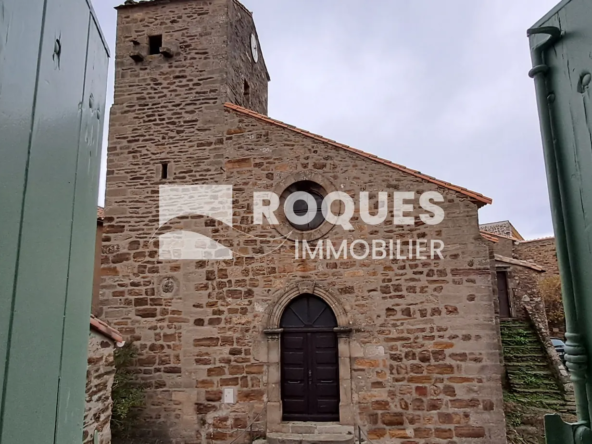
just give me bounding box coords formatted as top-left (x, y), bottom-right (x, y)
top-left (518, 235), bottom-right (555, 244)
top-left (224, 103), bottom-right (492, 207)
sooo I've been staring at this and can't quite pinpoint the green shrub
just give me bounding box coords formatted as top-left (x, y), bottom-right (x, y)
top-left (111, 342), bottom-right (145, 439)
top-left (539, 276), bottom-right (564, 332)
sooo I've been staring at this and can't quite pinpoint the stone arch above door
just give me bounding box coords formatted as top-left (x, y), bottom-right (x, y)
top-left (263, 281), bottom-right (354, 432)
top-left (265, 281), bottom-right (352, 330)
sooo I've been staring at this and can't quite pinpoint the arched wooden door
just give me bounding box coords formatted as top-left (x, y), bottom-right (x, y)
top-left (280, 294), bottom-right (340, 422)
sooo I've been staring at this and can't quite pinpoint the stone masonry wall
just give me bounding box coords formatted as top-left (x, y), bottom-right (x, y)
top-left (498, 264), bottom-right (545, 321)
top-left (102, 1), bottom-right (506, 442)
top-left (515, 238), bottom-right (558, 276)
top-left (102, 106), bottom-right (507, 443)
top-left (226, 0), bottom-right (268, 115)
top-left (488, 237), bottom-right (514, 259)
top-left (84, 332), bottom-right (117, 444)
top-left (515, 237), bottom-right (563, 336)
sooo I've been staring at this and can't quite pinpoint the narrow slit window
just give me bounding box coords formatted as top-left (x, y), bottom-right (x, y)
top-left (161, 162), bottom-right (169, 179)
top-left (243, 79), bottom-right (250, 104)
top-left (149, 35), bottom-right (163, 55)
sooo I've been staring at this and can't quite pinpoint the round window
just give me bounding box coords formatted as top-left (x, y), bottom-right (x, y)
top-left (281, 181), bottom-right (327, 232)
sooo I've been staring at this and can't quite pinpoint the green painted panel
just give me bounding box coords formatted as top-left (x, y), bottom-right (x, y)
top-left (530, 0), bottom-right (592, 427)
top-left (0, 0), bottom-right (47, 409)
top-left (54, 17), bottom-right (109, 443)
top-left (0, 0), bottom-right (107, 441)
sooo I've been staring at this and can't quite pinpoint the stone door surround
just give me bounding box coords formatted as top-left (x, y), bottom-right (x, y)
top-left (263, 281), bottom-right (354, 433)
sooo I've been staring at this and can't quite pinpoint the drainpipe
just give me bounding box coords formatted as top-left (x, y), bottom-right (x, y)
top-left (528, 26), bottom-right (591, 442)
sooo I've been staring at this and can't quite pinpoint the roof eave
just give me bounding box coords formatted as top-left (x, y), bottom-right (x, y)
top-left (224, 103), bottom-right (492, 206)
top-left (90, 315), bottom-right (125, 346)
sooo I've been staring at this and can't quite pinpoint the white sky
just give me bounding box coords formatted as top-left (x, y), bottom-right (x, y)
top-left (91, 0), bottom-right (561, 239)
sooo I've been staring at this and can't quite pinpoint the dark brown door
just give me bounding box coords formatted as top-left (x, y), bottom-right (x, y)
top-left (497, 271), bottom-right (511, 318)
top-left (280, 295), bottom-right (339, 422)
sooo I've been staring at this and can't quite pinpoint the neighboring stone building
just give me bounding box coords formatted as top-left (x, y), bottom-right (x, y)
top-left (84, 315), bottom-right (124, 444)
top-left (480, 224), bottom-right (575, 426)
top-left (480, 221), bottom-right (524, 242)
top-left (515, 237), bottom-right (559, 276)
top-left (83, 208), bottom-right (123, 444)
top-left (100, 1), bottom-right (508, 443)
top-left (479, 223), bottom-right (560, 328)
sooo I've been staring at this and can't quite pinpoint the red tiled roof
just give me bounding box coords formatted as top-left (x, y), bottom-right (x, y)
top-left (480, 232), bottom-right (499, 243)
top-left (90, 315), bottom-right (124, 345)
top-left (224, 103), bottom-right (492, 207)
top-left (479, 231), bottom-right (519, 242)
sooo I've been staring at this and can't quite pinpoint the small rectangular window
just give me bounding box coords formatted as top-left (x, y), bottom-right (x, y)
top-left (149, 35), bottom-right (163, 55)
top-left (161, 162), bottom-right (169, 179)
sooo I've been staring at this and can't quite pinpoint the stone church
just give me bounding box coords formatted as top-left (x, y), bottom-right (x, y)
top-left (100, 0), bottom-right (507, 442)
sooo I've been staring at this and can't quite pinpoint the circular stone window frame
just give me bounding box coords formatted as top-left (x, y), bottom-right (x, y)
top-left (272, 172), bottom-right (341, 242)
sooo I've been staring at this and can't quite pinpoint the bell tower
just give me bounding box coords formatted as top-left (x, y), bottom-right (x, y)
top-left (113, 0), bottom-right (269, 116)
top-left (102, 1), bottom-right (271, 440)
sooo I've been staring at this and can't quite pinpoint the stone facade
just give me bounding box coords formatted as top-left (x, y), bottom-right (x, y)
top-left (100, 1), bottom-right (507, 442)
top-left (497, 260), bottom-right (545, 321)
top-left (515, 237), bottom-right (559, 276)
top-left (84, 317), bottom-right (123, 444)
top-left (480, 225), bottom-right (555, 323)
top-left (481, 228), bottom-right (562, 327)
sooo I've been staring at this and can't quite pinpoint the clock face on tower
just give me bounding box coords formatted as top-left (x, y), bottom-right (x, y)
top-left (251, 33), bottom-right (259, 63)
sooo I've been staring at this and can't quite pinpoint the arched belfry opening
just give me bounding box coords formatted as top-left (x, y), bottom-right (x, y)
top-left (280, 295), bottom-right (340, 421)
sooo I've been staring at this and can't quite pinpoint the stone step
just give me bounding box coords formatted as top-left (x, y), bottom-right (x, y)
top-left (502, 339), bottom-right (542, 345)
top-left (272, 422), bottom-right (355, 435)
top-left (511, 387), bottom-right (564, 396)
top-left (503, 353), bottom-right (548, 360)
top-left (500, 322), bottom-right (530, 327)
top-left (506, 361), bottom-right (549, 367)
top-left (507, 369), bottom-right (555, 377)
top-left (512, 385), bottom-right (561, 391)
top-left (500, 322), bottom-right (531, 329)
top-left (267, 433), bottom-right (355, 444)
top-left (502, 342), bottom-right (542, 348)
top-left (502, 344), bottom-right (544, 350)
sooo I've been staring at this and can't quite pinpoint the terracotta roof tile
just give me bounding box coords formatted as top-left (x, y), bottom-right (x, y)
top-left (480, 232), bottom-right (499, 243)
top-left (90, 315), bottom-right (125, 345)
top-left (494, 254), bottom-right (545, 272)
top-left (224, 103), bottom-right (492, 207)
top-left (479, 231), bottom-right (519, 242)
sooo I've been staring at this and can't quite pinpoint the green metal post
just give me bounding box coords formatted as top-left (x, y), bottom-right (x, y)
top-left (0, 1), bottom-right (109, 443)
top-left (529, 0), bottom-right (592, 442)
